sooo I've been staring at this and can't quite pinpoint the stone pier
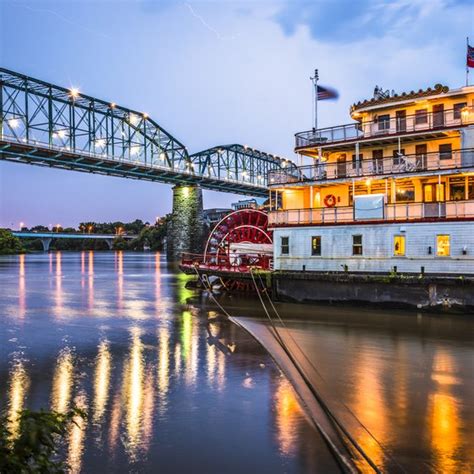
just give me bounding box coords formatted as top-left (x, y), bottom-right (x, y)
top-left (167, 184), bottom-right (205, 261)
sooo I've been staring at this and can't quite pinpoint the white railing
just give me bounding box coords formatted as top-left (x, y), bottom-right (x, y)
top-left (269, 149), bottom-right (474, 185)
top-left (295, 106), bottom-right (474, 148)
top-left (269, 200), bottom-right (474, 226)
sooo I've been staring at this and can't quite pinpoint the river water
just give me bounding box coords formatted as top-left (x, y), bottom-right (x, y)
top-left (1, 252), bottom-right (473, 473)
top-left (0, 252), bottom-right (338, 473)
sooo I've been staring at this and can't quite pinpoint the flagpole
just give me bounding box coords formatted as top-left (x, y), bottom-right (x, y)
top-left (310, 69), bottom-right (319, 131)
top-left (467, 37), bottom-right (469, 87)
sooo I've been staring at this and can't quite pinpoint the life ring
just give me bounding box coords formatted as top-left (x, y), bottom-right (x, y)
top-left (324, 194), bottom-right (337, 208)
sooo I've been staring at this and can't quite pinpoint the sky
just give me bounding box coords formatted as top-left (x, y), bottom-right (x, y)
top-left (0, 0), bottom-right (473, 228)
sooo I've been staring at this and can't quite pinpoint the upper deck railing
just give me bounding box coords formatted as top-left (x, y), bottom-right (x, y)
top-left (269, 200), bottom-right (474, 226)
top-left (295, 106), bottom-right (474, 149)
top-left (269, 148), bottom-right (474, 185)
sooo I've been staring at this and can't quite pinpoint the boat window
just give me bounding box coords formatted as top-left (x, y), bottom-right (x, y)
top-left (436, 235), bottom-right (450, 256)
top-left (415, 109), bottom-right (428, 124)
top-left (395, 182), bottom-right (415, 202)
top-left (449, 177), bottom-right (465, 201)
top-left (377, 114), bottom-right (390, 131)
top-left (281, 236), bottom-right (289, 255)
top-left (469, 177), bottom-right (474, 200)
top-left (453, 102), bottom-right (467, 120)
top-left (311, 236), bottom-right (321, 256)
top-left (394, 235), bottom-right (406, 256)
top-left (439, 143), bottom-right (452, 160)
top-left (352, 235), bottom-right (363, 256)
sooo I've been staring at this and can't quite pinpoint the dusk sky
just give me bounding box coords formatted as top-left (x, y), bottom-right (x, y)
top-left (1, 0), bottom-right (473, 228)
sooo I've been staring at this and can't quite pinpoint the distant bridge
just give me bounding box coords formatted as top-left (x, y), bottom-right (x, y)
top-left (0, 68), bottom-right (296, 196)
top-left (12, 231), bottom-right (137, 251)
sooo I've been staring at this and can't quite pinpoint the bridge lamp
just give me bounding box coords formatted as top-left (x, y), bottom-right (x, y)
top-left (160, 152), bottom-right (166, 161)
top-left (57, 130), bottom-right (67, 139)
top-left (129, 114), bottom-right (139, 126)
top-left (69, 87), bottom-right (80, 99)
top-left (8, 118), bottom-right (20, 129)
top-left (130, 145), bottom-right (140, 156)
top-left (19, 222), bottom-right (24, 230)
top-left (110, 102), bottom-right (116, 109)
top-left (143, 113), bottom-right (148, 119)
top-left (95, 139), bottom-right (105, 147)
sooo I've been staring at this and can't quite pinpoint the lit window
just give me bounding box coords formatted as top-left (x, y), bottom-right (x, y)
top-left (436, 235), bottom-right (450, 256)
top-left (352, 235), bottom-right (363, 256)
top-left (453, 102), bottom-right (467, 120)
top-left (281, 236), bottom-right (289, 255)
top-left (311, 236), bottom-right (321, 256)
top-left (394, 235), bottom-right (406, 256)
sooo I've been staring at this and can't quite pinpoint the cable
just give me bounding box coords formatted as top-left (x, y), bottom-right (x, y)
top-left (249, 270), bottom-right (362, 474)
top-left (192, 265), bottom-right (355, 473)
top-left (253, 270), bottom-right (406, 474)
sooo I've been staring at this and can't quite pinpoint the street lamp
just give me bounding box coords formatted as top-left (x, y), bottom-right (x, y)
top-left (19, 222), bottom-right (24, 230)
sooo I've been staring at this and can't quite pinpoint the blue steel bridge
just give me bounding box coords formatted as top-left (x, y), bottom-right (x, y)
top-left (0, 68), bottom-right (296, 197)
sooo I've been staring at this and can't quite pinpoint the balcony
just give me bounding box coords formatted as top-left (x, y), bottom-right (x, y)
top-left (268, 200), bottom-right (474, 226)
top-left (269, 148), bottom-right (474, 185)
top-left (295, 106), bottom-right (474, 149)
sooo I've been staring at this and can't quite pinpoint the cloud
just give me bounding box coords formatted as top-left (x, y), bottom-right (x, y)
top-left (274, 0), bottom-right (473, 44)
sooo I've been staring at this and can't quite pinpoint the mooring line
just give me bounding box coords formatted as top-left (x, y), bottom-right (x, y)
top-left (251, 269), bottom-right (406, 474)
top-left (191, 265), bottom-right (356, 473)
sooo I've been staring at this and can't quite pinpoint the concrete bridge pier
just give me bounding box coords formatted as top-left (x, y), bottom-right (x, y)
top-left (41, 238), bottom-right (52, 252)
top-left (167, 184), bottom-right (205, 261)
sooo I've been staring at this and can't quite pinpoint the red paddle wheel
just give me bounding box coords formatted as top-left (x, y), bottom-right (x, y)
top-left (180, 209), bottom-right (273, 291)
top-left (203, 209), bottom-right (273, 291)
top-left (204, 209), bottom-right (273, 267)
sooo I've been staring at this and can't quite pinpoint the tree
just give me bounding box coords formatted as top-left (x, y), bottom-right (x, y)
top-left (0, 408), bottom-right (86, 473)
top-left (0, 229), bottom-right (24, 255)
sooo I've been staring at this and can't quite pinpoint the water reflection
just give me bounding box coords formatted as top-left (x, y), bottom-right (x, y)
top-left (429, 349), bottom-right (461, 473)
top-left (93, 340), bottom-right (111, 426)
top-left (117, 251), bottom-right (124, 310)
top-left (54, 252), bottom-right (63, 317)
top-left (18, 254), bottom-right (26, 319)
top-left (157, 326), bottom-right (170, 412)
top-left (274, 377), bottom-right (301, 457)
top-left (122, 327), bottom-right (148, 460)
top-left (67, 392), bottom-right (88, 474)
top-left (7, 357), bottom-right (29, 440)
top-left (352, 349), bottom-right (387, 468)
top-left (88, 251), bottom-right (94, 311)
top-left (2, 253), bottom-right (472, 473)
top-left (51, 347), bottom-right (74, 413)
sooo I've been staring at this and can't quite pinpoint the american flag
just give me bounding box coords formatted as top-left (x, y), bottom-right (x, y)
top-left (317, 85), bottom-right (339, 100)
top-left (468, 44), bottom-right (474, 68)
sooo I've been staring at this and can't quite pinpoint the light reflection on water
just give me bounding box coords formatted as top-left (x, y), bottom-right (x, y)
top-left (0, 252), bottom-right (332, 473)
top-left (2, 252), bottom-right (472, 472)
top-left (255, 308), bottom-right (474, 473)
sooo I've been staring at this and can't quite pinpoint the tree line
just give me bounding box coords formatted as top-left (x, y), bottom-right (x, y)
top-left (0, 216), bottom-right (170, 254)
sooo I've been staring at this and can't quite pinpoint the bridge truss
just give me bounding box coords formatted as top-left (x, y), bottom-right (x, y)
top-left (0, 68), bottom-right (294, 196)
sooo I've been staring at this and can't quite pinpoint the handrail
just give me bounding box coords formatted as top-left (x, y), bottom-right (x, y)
top-left (269, 199), bottom-right (474, 225)
top-left (181, 252), bottom-right (273, 271)
top-left (295, 105), bottom-right (474, 148)
top-left (269, 148), bottom-right (474, 184)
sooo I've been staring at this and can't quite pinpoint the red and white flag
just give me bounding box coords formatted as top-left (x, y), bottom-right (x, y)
top-left (467, 44), bottom-right (474, 68)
